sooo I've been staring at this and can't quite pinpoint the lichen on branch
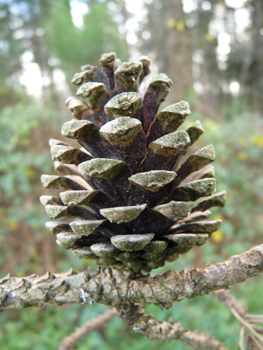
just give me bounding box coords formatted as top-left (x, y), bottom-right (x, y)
top-left (1, 243), bottom-right (263, 311)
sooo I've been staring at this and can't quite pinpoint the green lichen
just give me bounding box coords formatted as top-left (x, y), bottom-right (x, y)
top-left (66, 97), bottom-right (89, 119)
top-left (78, 158), bottom-right (127, 180)
top-left (100, 204), bottom-right (147, 224)
top-left (99, 52), bottom-right (116, 68)
top-left (57, 232), bottom-right (80, 249)
top-left (62, 119), bottom-right (98, 142)
top-left (147, 74), bottom-right (173, 95)
top-left (186, 120), bottom-right (204, 144)
top-left (45, 205), bottom-right (68, 219)
top-left (111, 234), bottom-right (154, 251)
top-left (129, 170), bottom-right (177, 192)
top-left (182, 178), bottom-right (217, 197)
top-left (151, 201), bottom-right (193, 220)
top-left (192, 191), bottom-right (227, 212)
top-left (73, 247), bottom-right (97, 259)
top-left (157, 101), bottom-right (191, 133)
top-left (90, 243), bottom-right (120, 258)
top-left (100, 117), bottom-right (143, 147)
top-left (115, 251), bottom-right (141, 262)
top-left (60, 190), bottom-right (99, 206)
top-left (45, 221), bottom-right (70, 235)
top-left (71, 68), bottom-right (97, 86)
top-left (70, 219), bottom-right (105, 235)
top-left (76, 82), bottom-right (108, 109)
top-left (114, 61), bottom-right (143, 90)
top-left (175, 219), bottom-right (222, 234)
top-left (150, 130), bottom-right (190, 156)
top-left (104, 92), bottom-right (142, 118)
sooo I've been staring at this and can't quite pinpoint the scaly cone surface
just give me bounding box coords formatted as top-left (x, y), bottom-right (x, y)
top-left (40, 52), bottom-right (226, 274)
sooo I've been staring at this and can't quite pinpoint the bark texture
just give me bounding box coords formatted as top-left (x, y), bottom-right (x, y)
top-left (1, 243), bottom-right (263, 310)
top-left (116, 302), bottom-right (227, 349)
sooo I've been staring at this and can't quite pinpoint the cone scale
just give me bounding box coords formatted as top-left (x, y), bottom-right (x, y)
top-left (41, 52), bottom-right (227, 274)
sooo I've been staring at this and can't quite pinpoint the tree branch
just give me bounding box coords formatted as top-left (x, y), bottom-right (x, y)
top-left (59, 308), bottom-right (118, 350)
top-left (1, 244), bottom-right (263, 310)
top-left (116, 302), bottom-right (228, 350)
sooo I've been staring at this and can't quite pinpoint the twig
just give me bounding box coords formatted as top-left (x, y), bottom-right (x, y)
top-left (246, 315), bottom-right (263, 324)
top-left (58, 308), bottom-right (118, 350)
top-left (1, 243), bottom-right (263, 310)
top-left (252, 326), bottom-right (263, 334)
top-left (116, 302), bottom-right (228, 350)
top-left (213, 290), bottom-right (246, 317)
top-left (230, 308), bottom-right (263, 349)
top-left (239, 327), bottom-right (246, 350)
top-left (215, 290), bottom-right (263, 349)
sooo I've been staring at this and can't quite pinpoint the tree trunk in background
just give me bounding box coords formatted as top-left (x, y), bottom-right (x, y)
top-left (140, 0), bottom-right (193, 103)
top-left (161, 0), bottom-right (193, 102)
top-left (252, 0), bottom-right (263, 116)
top-left (191, 1), bottom-right (219, 118)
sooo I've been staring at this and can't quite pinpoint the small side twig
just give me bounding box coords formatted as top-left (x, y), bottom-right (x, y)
top-left (58, 308), bottom-right (118, 350)
top-left (213, 289), bottom-right (246, 317)
top-left (246, 315), bottom-right (263, 324)
top-left (215, 290), bottom-right (263, 350)
top-left (116, 302), bottom-right (228, 350)
top-left (231, 308), bottom-right (263, 349)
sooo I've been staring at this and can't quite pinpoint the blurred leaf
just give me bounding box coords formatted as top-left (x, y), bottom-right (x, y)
top-left (166, 18), bottom-right (177, 29)
top-left (211, 230), bottom-right (224, 243)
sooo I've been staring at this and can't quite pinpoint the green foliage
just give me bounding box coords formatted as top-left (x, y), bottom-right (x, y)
top-left (203, 112), bottom-right (263, 256)
top-left (42, 0), bottom-right (127, 83)
top-left (0, 1), bottom-right (23, 82)
top-left (0, 102), bottom-right (64, 274)
top-left (1, 104), bottom-right (53, 200)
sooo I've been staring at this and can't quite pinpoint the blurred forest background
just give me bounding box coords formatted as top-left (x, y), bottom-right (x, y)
top-left (0, 0), bottom-right (263, 349)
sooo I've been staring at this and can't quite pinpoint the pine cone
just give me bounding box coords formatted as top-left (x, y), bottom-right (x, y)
top-left (40, 52), bottom-right (226, 274)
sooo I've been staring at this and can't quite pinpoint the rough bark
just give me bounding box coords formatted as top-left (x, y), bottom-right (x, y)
top-left (1, 243), bottom-right (263, 310)
top-left (116, 302), bottom-right (227, 349)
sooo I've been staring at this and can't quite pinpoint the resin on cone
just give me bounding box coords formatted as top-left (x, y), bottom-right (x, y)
top-left (41, 52), bottom-right (226, 273)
